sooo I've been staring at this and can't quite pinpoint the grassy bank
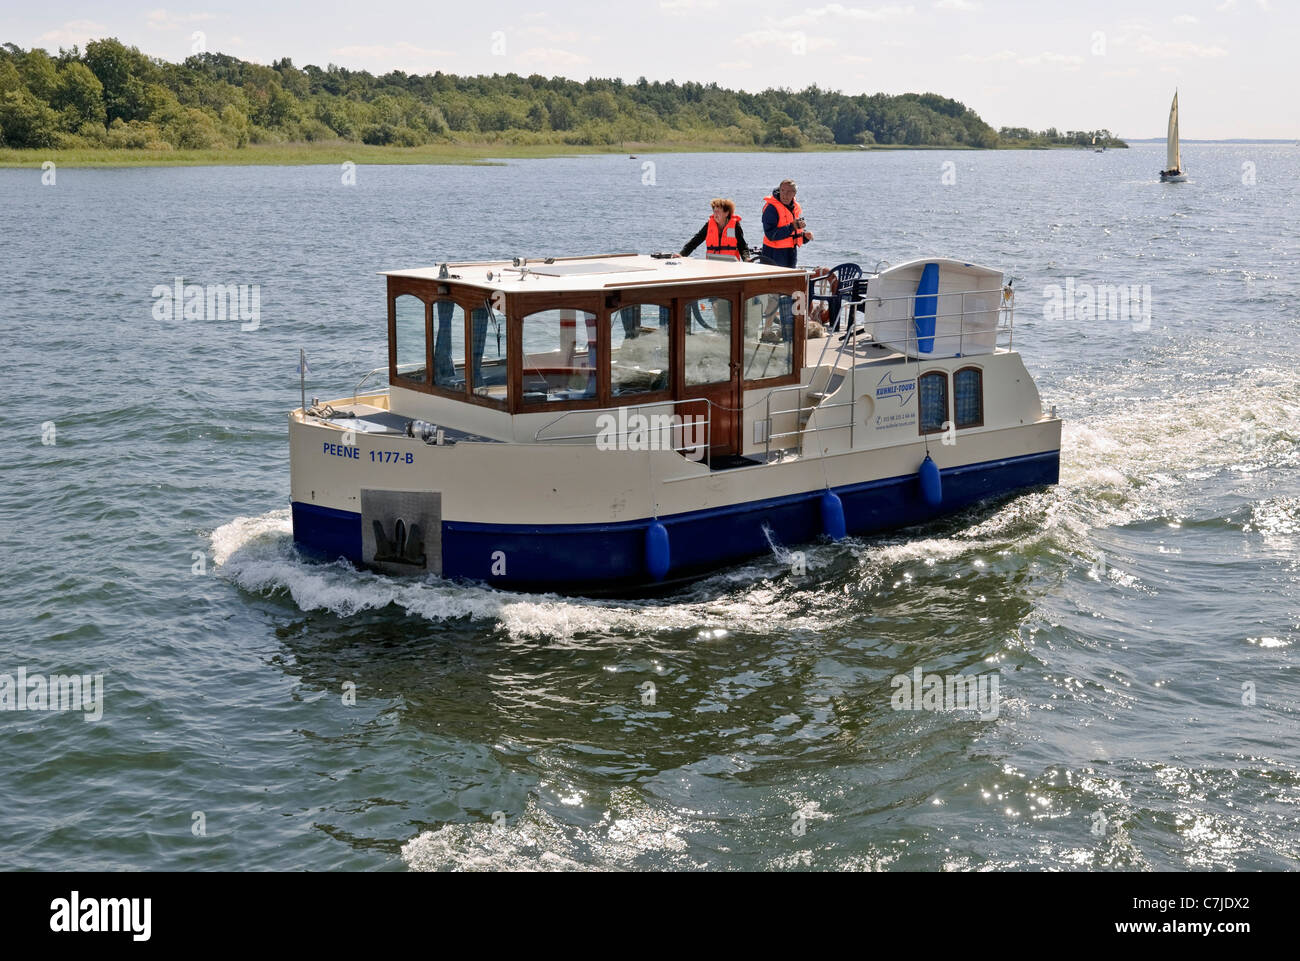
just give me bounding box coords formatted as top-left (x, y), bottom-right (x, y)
top-left (0, 141), bottom-right (576, 167)
top-left (0, 138), bottom-right (988, 168)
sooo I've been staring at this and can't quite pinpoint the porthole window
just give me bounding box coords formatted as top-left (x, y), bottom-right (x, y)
top-left (954, 367), bottom-right (983, 428)
top-left (919, 370), bottom-right (949, 435)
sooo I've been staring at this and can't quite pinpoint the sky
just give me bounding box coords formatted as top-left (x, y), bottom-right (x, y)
top-left (8, 1), bottom-right (1297, 139)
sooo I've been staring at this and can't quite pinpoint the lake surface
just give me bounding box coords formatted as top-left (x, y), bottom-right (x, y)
top-left (2, 144), bottom-right (1298, 870)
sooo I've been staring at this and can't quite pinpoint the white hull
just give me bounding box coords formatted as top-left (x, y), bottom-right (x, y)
top-left (288, 254), bottom-right (1060, 592)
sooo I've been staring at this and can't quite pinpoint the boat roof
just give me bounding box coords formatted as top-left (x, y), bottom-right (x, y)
top-left (381, 253), bottom-right (807, 294)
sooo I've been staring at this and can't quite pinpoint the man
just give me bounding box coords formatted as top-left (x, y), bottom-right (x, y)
top-left (680, 198), bottom-right (750, 261)
top-left (760, 178), bottom-right (813, 268)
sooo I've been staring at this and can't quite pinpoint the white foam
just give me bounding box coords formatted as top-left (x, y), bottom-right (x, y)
top-left (210, 510), bottom-right (840, 639)
top-left (400, 791), bottom-right (698, 871)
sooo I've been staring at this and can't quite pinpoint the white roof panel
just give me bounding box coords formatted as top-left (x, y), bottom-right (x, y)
top-left (381, 253), bottom-right (808, 293)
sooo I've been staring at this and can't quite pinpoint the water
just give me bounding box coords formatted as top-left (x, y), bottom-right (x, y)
top-left (2, 144), bottom-right (1298, 870)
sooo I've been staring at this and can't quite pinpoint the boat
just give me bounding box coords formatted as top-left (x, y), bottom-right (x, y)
top-left (1159, 91), bottom-right (1188, 182)
top-left (288, 253), bottom-right (1061, 594)
top-left (1093, 135), bottom-right (1103, 153)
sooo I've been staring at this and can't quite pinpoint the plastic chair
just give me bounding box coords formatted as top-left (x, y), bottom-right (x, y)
top-left (809, 263), bottom-right (862, 331)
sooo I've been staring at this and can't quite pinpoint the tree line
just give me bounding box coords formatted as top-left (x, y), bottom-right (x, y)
top-left (998, 126), bottom-right (1127, 148)
top-left (1, 38), bottom-right (1103, 152)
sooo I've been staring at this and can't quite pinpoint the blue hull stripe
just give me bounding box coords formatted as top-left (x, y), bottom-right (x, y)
top-left (292, 450), bottom-right (1059, 590)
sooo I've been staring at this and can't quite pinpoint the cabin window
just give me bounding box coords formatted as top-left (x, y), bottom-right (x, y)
top-left (393, 294), bottom-right (428, 385)
top-left (432, 300), bottom-right (467, 393)
top-left (683, 296), bottom-right (733, 386)
top-left (742, 294), bottom-right (794, 380)
top-left (954, 367), bottom-right (983, 428)
top-left (919, 370), bottom-right (949, 435)
top-left (520, 307), bottom-right (598, 405)
top-left (471, 301), bottom-right (509, 406)
top-left (610, 303), bottom-right (670, 397)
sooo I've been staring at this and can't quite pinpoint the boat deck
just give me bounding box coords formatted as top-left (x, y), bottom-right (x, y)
top-left (318, 403), bottom-right (503, 444)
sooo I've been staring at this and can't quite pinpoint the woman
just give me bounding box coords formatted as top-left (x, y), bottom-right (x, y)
top-left (680, 198), bottom-right (750, 261)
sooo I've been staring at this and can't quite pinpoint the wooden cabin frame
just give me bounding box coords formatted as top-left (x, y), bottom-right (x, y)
top-left (384, 274), bottom-right (808, 417)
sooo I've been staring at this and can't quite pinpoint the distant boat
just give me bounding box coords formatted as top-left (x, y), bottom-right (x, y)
top-left (1093, 135), bottom-right (1103, 153)
top-left (1159, 91), bottom-right (1188, 182)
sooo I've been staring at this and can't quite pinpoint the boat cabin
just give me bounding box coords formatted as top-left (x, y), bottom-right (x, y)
top-left (381, 253), bottom-right (810, 459)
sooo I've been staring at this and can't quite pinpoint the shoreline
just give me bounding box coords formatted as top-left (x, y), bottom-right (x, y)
top-left (0, 139), bottom-right (1118, 169)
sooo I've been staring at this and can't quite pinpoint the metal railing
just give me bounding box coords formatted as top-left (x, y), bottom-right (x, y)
top-left (818, 284), bottom-right (1015, 362)
top-left (763, 284), bottom-right (1017, 458)
top-left (533, 397), bottom-right (713, 467)
top-left (764, 383), bottom-right (857, 458)
top-left (350, 362), bottom-right (441, 406)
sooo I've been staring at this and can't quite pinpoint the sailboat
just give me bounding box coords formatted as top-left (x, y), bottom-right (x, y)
top-left (1159, 91), bottom-right (1188, 182)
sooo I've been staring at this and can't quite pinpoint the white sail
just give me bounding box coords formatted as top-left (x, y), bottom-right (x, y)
top-left (1166, 92), bottom-right (1180, 171)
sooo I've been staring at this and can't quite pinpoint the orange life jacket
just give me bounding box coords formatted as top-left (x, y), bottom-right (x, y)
top-left (762, 195), bottom-right (804, 249)
top-left (705, 214), bottom-right (742, 259)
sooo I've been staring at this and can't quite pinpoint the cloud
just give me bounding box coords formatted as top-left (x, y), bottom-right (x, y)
top-left (36, 20), bottom-right (108, 50)
top-left (513, 47), bottom-right (592, 70)
top-left (1172, 14), bottom-right (1198, 24)
top-left (935, 0), bottom-right (982, 10)
top-left (779, 3), bottom-right (916, 27)
top-left (736, 28), bottom-right (835, 51)
top-left (1016, 51), bottom-right (1084, 69)
top-left (146, 9), bottom-right (217, 31)
top-left (959, 48), bottom-right (1084, 70)
top-left (958, 49), bottom-right (1016, 62)
top-left (331, 42), bottom-right (455, 65)
top-left (523, 27), bottom-right (589, 45)
top-left (1134, 36), bottom-right (1228, 58)
top-left (660, 0), bottom-right (722, 10)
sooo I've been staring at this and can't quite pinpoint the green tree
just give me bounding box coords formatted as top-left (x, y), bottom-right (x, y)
top-left (768, 125), bottom-right (806, 148)
top-left (84, 38), bottom-right (155, 124)
top-left (0, 87), bottom-right (60, 146)
top-left (18, 49), bottom-right (59, 102)
top-left (54, 61), bottom-right (106, 128)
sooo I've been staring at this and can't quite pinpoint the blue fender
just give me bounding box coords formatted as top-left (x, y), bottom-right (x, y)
top-left (645, 520), bottom-right (670, 580)
top-left (820, 489), bottom-right (846, 541)
top-left (919, 454), bottom-right (943, 507)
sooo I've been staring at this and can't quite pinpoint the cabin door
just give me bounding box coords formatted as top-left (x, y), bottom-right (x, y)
top-left (675, 289), bottom-right (741, 460)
